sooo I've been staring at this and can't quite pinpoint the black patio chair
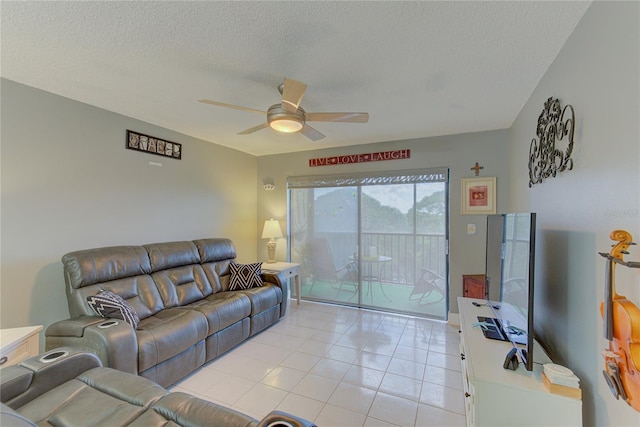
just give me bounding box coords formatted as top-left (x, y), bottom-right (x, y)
top-left (410, 267), bottom-right (446, 305)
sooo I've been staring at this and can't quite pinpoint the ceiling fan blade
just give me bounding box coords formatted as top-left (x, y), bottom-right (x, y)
top-left (300, 124), bottom-right (325, 141)
top-left (238, 122), bottom-right (269, 135)
top-left (199, 99), bottom-right (266, 115)
top-left (281, 78), bottom-right (307, 112)
top-left (305, 112), bottom-right (369, 123)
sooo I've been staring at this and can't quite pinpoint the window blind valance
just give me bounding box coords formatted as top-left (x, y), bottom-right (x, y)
top-left (287, 168), bottom-right (448, 189)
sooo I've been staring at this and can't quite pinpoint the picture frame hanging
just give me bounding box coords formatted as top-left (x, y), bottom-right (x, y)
top-left (126, 130), bottom-right (182, 160)
top-left (461, 177), bottom-right (496, 215)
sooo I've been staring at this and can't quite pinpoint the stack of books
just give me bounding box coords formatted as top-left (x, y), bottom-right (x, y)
top-left (542, 364), bottom-right (581, 399)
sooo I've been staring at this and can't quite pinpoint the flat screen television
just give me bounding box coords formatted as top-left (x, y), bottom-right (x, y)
top-left (482, 212), bottom-right (536, 371)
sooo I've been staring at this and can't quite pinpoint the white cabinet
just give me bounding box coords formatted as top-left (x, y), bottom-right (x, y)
top-left (0, 325), bottom-right (43, 368)
top-left (458, 297), bottom-right (582, 426)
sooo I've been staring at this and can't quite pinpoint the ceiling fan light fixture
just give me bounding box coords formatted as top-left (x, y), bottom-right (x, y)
top-left (267, 104), bottom-right (305, 133)
top-left (269, 118), bottom-right (304, 133)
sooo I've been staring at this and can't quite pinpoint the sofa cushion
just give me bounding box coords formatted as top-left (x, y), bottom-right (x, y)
top-left (152, 264), bottom-right (214, 307)
top-left (136, 309), bottom-right (208, 372)
top-left (193, 238), bottom-right (237, 263)
top-left (238, 284), bottom-right (282, 315)
top-left (145, 241), bottom-right (200, 272)
top-left (87, 290), bottom-right (141, 329)
top-left (229, 263), bottom-right (263, 290)
top-left (62, 246), bottom-right (152, 289)
top-left (186, 292), bottom-right (251, 333)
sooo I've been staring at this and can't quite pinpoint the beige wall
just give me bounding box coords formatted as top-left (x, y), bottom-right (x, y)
top-left (257, 130), bottom-right (510, 316)
top-left (508, 2), bottom-right (639, 426)
top-left (0, 79), bottom-right (259, 336)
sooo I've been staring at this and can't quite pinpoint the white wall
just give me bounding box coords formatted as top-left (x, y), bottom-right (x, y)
top-left (508, 2), bottom-right (639, 425)
top-left (257, 130), bottom-right (510, 316)
top-left (0, 79), bottom-right (259, 336)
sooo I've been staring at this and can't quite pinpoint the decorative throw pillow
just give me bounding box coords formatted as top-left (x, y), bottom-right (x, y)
top-left (87, 290), bottom-right (140, 329)
top-left (229, 262), bottom-right (263, 290)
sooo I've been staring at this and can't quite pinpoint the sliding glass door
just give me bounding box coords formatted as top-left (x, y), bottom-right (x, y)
top-left (288, 169), bottom-right (449, 320)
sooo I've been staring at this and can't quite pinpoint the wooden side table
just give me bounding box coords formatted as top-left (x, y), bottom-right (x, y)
top-left (262, 262), bottom-right (302, 305)
top-left (462, 274), bottom-right (486, 299)
top-left (0, 325), bottom-right (43, 368)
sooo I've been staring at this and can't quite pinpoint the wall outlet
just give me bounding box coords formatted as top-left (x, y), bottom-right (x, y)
top-left (467, 224), bottom-right (477, 235)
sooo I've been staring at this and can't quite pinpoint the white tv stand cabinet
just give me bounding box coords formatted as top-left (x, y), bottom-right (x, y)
top-left (458, 297), bottom-right (582, 426)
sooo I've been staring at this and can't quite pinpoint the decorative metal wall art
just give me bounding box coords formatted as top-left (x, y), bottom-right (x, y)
top-left (528, 97), bottom-right (575, 187)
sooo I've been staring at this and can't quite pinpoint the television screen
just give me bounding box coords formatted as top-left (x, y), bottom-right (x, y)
top-left (485, 214), bottom-right (504, 302)
top-left (484, 212), bottom-right (536, 371)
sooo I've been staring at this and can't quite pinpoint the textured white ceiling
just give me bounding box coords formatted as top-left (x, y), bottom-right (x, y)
top-left (1, 1), bottom-right (591, 156)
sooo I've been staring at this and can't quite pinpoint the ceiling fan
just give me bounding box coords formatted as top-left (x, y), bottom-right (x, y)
top-left (199, 77), bottom-right (369, 141)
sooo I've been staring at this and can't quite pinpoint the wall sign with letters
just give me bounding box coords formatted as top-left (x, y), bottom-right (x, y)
top-left (309, 149), bottom-right (410, 167)
top-left (127, 130), bottom-right (182, 160)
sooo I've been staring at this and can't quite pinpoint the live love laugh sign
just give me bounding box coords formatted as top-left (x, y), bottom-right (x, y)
top-left (309, 149), bottom-right (410, 167)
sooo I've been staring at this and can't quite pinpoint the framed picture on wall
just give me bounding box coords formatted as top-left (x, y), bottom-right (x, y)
top-left (461, 177), bottom-right (496, 214)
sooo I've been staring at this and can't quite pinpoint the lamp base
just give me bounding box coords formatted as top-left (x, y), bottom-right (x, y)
top-left (266, 240), bottom-right (277, 263)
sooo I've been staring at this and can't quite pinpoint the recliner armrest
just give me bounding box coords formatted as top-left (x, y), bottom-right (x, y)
top-left (258, 410), bottom-right (317, 427)
top-left (45, 317), bottom-right (138, 374)
top-left (1, 347), bottom-right (102, 409)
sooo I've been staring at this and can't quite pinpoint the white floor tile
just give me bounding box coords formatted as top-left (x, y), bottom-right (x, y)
top-left (174, 301), bottom-right (466, 427)
top-left (416, 403), bottom-right (466, 426)
top-left (276, 393), bottom-right (325, 422)
top-left (368, 392), bottom-right (419, 427)
top-left (364, 417), bottom-right (400, 427)
top-left (325, 344), bottom-right (360, 364)
top-left (310, 358), bottom-right (351, 381)
top-left (291, 373), bottom-right (340, 402)
top-left (261, 366), bottom-right (307, 391)
top-left (315, 403), bottom-right (367, 427)
top-left (424, 365), bottom-right (464, 391)
top-left (343, 365), bottom-right (385, 390)
top-left (426, 351), bottom-right (462, 372)
top-left (387, 357), bottom-right (426, 380)
top-left (419, 382), bottom-right (466, 414)
top-left (379, 372), bottom-right (423, 401)
top-left (280, 351), bottom-right (321, 372)
top-left (328, 381), bottom-right (376, 415)
top-left (354, 351), bottom-right (392, 371)
top-left (200, 371), bottom-right (256, 405)
top-left (393, 344), bottom-right (429, 363)
top-left (233, 383), bottom-right (288, 418)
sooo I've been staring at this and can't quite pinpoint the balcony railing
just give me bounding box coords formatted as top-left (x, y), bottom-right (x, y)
top-left (313, 231), bottom-right (447, 285)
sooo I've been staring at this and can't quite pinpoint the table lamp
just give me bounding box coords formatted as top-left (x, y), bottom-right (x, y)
top-left (261, 218), bottom-right (283, 263)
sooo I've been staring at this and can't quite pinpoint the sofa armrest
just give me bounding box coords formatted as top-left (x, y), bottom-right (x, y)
top-left (262, 271), bottom-right (290, 317)
top-left (262, 271), bottom-right (284, 287)
top-left (0, 347), bottom-right (102, 409)
top-left (45, 317), bottom-right (138, 374)
top-left (257, 410), bottom-right (317, 427)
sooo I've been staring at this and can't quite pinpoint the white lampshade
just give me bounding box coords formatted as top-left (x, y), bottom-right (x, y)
top-left (262, 219), bottom-right (283, 239)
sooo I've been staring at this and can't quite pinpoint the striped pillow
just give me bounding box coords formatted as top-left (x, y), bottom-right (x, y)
top-left (229, 262), bottom-right (263, 290)
top-left (87, 290), bottom-right (140, 329)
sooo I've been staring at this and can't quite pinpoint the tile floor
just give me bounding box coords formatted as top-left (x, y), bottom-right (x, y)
top-left (170, 300), bottom-right (466, 427)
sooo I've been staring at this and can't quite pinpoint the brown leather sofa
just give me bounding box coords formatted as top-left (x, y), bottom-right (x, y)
top-left (0, 347), bottom-right (315, 427)
top-left (45, 238), bottom-right (289, 387)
